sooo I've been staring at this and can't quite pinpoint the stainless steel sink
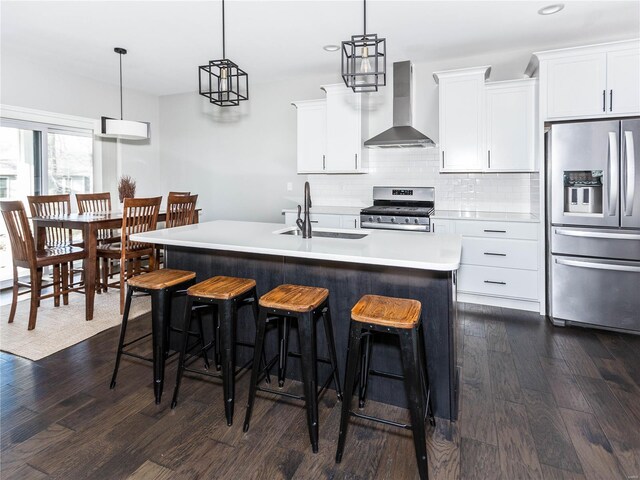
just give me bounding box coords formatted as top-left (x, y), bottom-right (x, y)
top-left (280, 229), bottom-right (368, 240)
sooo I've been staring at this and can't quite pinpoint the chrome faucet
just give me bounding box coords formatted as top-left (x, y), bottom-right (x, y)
top-left (296, 181), bottom-right (312, 238)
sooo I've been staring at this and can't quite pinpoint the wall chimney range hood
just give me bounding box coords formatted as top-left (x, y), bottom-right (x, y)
top-left (364, 61), bottom-right (435, 149)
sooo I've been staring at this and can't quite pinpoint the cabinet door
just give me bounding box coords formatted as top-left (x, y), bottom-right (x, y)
top-left (310, 214), bottom-right (342, 228)
top-left (607, 48), bottom-right (640, 115)
top-left (486, 82), bottom-right (536, 171)
top-left (546, 54), bottom-right (607, 119)
top-left (439, 74), bottom-right (486, 171)
top-left (340, 215), bottom-right (360, 229)
top-left (295, 101), bottom-right (326, 173)
top-left (325, 88), bottom-right (362, 172)
top-left (431, 219), bottom-right (454, 233)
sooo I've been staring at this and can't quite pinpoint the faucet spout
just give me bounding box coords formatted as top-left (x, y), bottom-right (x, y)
top-left (297, 181), bottom-right (313, 238)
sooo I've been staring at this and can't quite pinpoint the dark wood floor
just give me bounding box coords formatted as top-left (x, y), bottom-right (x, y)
top-left (1, 303), bottom-right (639, 479)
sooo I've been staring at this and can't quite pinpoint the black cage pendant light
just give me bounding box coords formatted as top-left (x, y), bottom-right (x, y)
top-left (198, 0), bottom-right (248, 106)
top-left (341, 0), bottom-right (386, 93)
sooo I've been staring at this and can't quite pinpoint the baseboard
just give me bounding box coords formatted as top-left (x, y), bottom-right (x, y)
top-left (457, 292), bottom-right (541, 313)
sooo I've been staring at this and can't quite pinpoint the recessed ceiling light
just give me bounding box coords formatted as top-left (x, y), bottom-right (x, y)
top-left (538, 4), bottom-right (564, 15)
top-left (323, 44), bottom-right (340, 52)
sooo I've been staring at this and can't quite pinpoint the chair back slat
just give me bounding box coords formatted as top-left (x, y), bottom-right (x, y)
top-left (76, 192), bottom-right (112, 214)
top-left (168, 191), bottom-right (190, 196)
top-left (27, 194), bottom-right (73, 248)
top-left (1, 201), bottom-right (36, 266)
top-left (166, 193), bottom-right (198, 228)
top-left (122, 197), bottom-right (162, 253)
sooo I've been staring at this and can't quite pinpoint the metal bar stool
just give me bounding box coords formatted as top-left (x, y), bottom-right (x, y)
top-left (243, 284), bottom-right (343, 453)
top-left (335, 294), bottom-right (435, 480)
top-left (109, 269), bottom-right (202, 404)
top-left (171, 276), bottom-right (270, 427)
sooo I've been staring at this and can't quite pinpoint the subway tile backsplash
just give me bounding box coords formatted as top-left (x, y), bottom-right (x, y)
top-left (307, 149), bottom-right (538, 213)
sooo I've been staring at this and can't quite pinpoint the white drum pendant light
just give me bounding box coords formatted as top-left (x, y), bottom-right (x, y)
top-left (100, 47), bottom-right (150, 140)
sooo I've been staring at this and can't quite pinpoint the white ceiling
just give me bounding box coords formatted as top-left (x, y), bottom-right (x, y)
top-left (2, 1), bottom-right (639, 96)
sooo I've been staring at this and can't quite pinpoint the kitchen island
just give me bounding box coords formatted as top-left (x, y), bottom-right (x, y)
top-left (132, 220), bottom-right (462, 421)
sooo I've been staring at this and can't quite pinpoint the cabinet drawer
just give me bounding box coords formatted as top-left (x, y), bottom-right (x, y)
top-left (461, 237), bottom-right (538, 270)
top-left (458, 265), bottom-right (538, 300)
top-left (455, 221), bottom-right (538, 240)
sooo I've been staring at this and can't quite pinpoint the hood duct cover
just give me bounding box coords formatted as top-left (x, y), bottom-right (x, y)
top-left (364, 61), bottom-right (435, 149)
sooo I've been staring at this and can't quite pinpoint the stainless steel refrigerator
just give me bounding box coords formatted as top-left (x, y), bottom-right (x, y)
top-left (547, 118), bottom-right (640, 334)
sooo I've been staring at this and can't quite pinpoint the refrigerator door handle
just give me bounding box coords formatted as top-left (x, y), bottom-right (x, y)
top-left (624, 130), bottom-right (635, 216)
top-left (554, 227), bottom-right (640, 240)
top-left (608, 131), bottom-right (619, 216)
top-left (555, 257), bottom-right (640, 273)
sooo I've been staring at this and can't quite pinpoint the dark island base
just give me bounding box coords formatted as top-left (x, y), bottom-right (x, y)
top-left (166, 246), bottom-right (459, 422)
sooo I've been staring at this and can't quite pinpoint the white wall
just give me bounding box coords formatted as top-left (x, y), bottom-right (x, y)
top-left (0, 51), bottom-right (162, 201)
top-left (158, 72), bottom-right (337, 222)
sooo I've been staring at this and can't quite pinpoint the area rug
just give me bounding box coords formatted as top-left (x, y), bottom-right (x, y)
top-left (0, 290), bottom-right (151, 361)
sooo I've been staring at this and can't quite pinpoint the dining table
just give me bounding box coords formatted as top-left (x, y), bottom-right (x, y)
top-left (31, 211), bottom-right (176, 321)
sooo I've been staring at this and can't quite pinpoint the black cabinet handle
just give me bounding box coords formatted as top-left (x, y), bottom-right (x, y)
top-left (310, 220), bottom-right (319, 224)
top-left (484, 280), bottom-right (506, 285)
top-left (442, 151), bottom-right (445, 168)
top-left (355, 153), bottom-right (358, 170)
top-left (484, 252), bottom-right (506, 256)
top-left (484, 229), bottom-right (506, 233)
top-left (602, 90), bottom-right (606, 112)
top-left (488, 150), bottom-right (491, 169)
top-left (610, 90), bottom-right (613, 112)
top-left (322, 155), bottom-right (326, 170)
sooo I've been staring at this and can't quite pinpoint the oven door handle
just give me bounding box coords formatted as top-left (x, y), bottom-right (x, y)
top-left (555, 257), bottom-right (640, 273)
top-left (360, 222), bottom-right (429, 232)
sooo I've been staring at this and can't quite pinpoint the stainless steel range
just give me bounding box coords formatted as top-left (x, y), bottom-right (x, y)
top-left (360, 186), bottom-right (435, 232)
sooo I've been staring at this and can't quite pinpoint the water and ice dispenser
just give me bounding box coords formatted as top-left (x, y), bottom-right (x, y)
top-left (563, 170), bottom-right (603, 214)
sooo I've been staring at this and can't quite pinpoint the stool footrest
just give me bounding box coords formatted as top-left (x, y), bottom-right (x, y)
top-left (121, 351), bottom-right (153, 363)
top-left (122, 332), bottom-right (152, 349)
top-left (286, 351), bottom-right (333, 365)
top-left (349, 410), bottom-right (412, 430)
top-left (257, 386), bottom-right (305, 401)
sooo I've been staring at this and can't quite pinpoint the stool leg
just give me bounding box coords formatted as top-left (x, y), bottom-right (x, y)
top-left (250, 290), bottom-right (271, 384)
top-left (399, 328), bottom-right (429, 480)
top-left (219, 300), bottom-right (237, 426)
top-left (278, 317), bottom-right (291, 388)
top-left (195, 308), bottom-right (210, 370)
top-left (171, 296), bottom-right (195, 409)
top-left (298, 312), bottom-right (319, 453)
top-left (418, 323), bottom-right (436, 426)
top-left (163, 290), bottom-right (173, 360)
top-left (110, 286), bottom-right (134, 389)
top-left (321, 306), bottom-right (343, 401)
top-left (336, 322), bottom-right (363, 463)
top-left (243, 308), bottom-right (269, 433)
top-left (359, 333), bottom-right (373, 408)
top-left (213, 304), bottom-right (222, 371)
top-left (53, 264), bottom-right (60, 307)
top-left (151, 289), bottom-right (169, 404)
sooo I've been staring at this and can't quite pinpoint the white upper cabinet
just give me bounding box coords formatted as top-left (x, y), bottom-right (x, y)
top-left (292, 84), bottom-right (366, 174)
top-left (486, 79), bottom-right (537, 172)
top-left (292, 100), bottom-right (326, 173)
top-left (322, 84), bottom-right (366, 173)
top-left (530, 39), bottom-right (640, 120)
top-left (607, 48), bottom-right (640, 115)
top-left (545, 53), bottom-right (607, 118)
top-left (434, 67), bottom-right (490, 172)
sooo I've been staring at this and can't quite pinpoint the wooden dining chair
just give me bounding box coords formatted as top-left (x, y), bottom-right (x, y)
top-left (97, 196), bottom-right (162, 314)
top-left (1, 201), bottom-right (86, 330)
top-left (155, 192), bottom-right (195, 267)
top-left (27, 194), bottom-right (79, 304)
top-left (76, 192), bottom-right (120, 292)
top-left (166, 193), bottom-right (198, 228)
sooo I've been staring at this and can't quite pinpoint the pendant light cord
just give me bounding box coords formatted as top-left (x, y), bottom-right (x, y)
top-left (363, 0), bottom-right (367, 35)
top-left (119, 52), bottom-right (123, 120)
top-left (222, 0), bottom-right (226, 59)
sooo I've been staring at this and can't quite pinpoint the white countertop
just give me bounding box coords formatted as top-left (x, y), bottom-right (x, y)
top-left (281, 206), bottom-right (364, 216)
top-left (432, 210), bottom-right (540, 223)
top-left (131, 220), bottom-right (461, 271)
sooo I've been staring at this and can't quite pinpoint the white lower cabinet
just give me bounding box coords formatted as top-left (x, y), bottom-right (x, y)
top-left (437, 217), bottom-right (540, 311)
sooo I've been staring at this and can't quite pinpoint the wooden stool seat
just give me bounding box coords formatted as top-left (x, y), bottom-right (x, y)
top-left (127, 269), bottom-right (196, 290)
top-left (351, 294), bottom-right (421, 329)
top-left (187, 275), bottom-right (256, 300)
top-left (259, 284), bottom-right (329, 313)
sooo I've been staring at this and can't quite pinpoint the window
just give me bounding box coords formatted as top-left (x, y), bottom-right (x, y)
top-left (0, 117), bottom-right (94, 284)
